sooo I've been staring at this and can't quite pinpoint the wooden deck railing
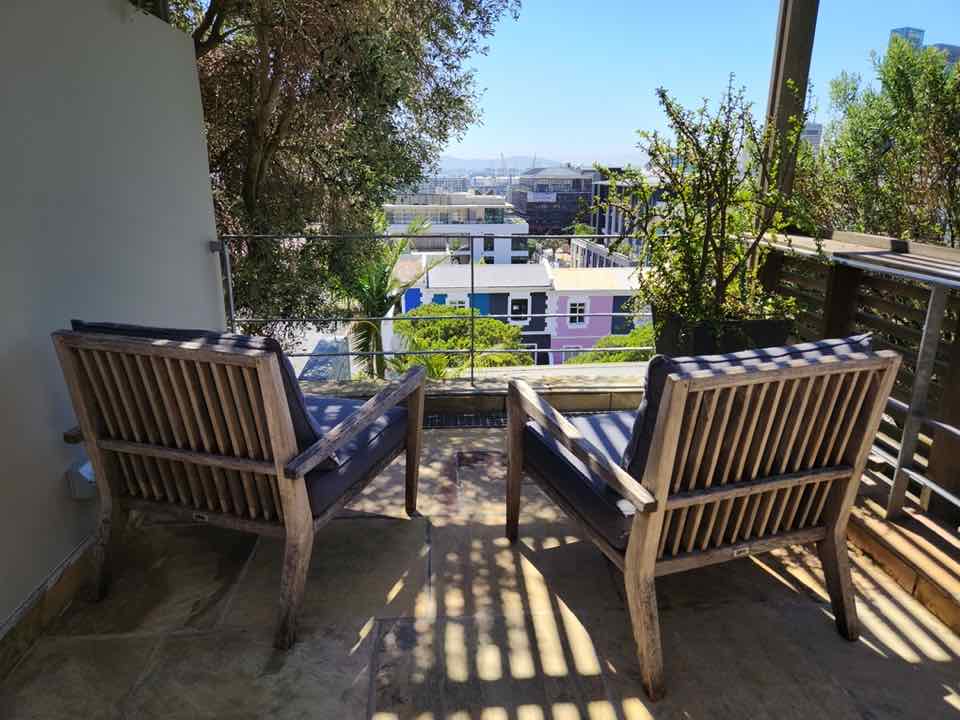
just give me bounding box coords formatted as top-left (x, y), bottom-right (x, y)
top-left (763, 238), bottom-right (960, 524)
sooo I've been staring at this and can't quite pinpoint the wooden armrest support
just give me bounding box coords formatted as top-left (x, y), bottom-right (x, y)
top-left (508, 380), bottom-right (657, 512)
top-left (284, 366), bottom-right (426, 479)
top-left (63, 426), bottom-right (83, 444)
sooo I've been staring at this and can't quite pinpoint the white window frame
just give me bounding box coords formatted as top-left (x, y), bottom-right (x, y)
top-left (449, 299), bottom-right (467, 309)
top-left (509, 297), bottom-right (530, 323)
top-left (568, 300), bottom-right (587, 325)
top-left (519, 342), bottom-right (539, 362)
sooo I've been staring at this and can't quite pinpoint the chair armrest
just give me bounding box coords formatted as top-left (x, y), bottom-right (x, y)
top-left (63, 426), bottom-right (83, 444)
top-left (284, 366), bottom-right (426, 479)
top-left (508, 380), bottom-right (657, 513)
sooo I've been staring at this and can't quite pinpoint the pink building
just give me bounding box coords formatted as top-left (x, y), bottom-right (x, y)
top-left (545, 268), bottom-right (641, 364)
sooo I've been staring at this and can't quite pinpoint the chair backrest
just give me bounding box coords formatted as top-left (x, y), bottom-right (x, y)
top-left (646, 351), bottom-right (900, 568)
top-left (53, 330), bottom-right (300, 528)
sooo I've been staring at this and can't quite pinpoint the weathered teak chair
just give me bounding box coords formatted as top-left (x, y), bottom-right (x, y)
top-left (506, 336), bottom-right (900, 700)
top-left (53, 322), bottom-right (426, 648)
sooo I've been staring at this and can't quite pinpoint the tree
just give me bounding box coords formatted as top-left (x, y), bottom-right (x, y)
top-left (344, 221), bottom-right (436, 379)
top-left (563, 324), bottom-right (655, 364)
top-left (596, 77), bottom-right (803, 330)
top-left (392, 304), bottom-right (533, 374)
top-left (796, 38), bottom-right (960, 244)
top-left (166, 0), bottom-right (519, 345)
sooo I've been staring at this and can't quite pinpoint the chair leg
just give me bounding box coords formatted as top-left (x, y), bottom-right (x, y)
top-left (817, 534), bottom-right (859, 641)
top-left (274, 528), bottom-right (314, 650)
top-left (624, 572), bottom-right (666, 701)
top-left (505, 389), bottom-right (524, 543)
top-left (405, 443), bottom-right (420, 518)
top-left (405, 385), bottom-right (425, 517)
top-left (88, 504), bottom-right (128, 602)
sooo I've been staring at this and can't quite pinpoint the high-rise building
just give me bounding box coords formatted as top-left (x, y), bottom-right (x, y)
top-left (930, 43), bottom-right (960, 66)
top-left (890, 27), bottom-right (925, 49)
top-left (384, 191), bottom-right (529, 263)
top-left (800, 122), bottom-right (823, 154)
top-left (509, 166), bottom-right (597, 234)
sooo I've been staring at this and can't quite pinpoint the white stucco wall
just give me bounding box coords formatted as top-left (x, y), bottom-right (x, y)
top-left (0, 1), bottom-right (224, 625)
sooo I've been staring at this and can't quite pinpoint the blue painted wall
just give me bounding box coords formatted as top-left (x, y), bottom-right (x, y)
top-left (470, 293), bottom-right (491, 315)
top-left (403, 287), bottom-right (422, 313)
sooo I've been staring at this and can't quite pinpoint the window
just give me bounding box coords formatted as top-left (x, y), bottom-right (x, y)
top-left (449, 299), bottom-right (467, 309)
top-left (569, 301), bottom-right (586, 325)
top-left (511, 238), bottom-right (528, 252)
top-left (519, 342), bottom-right (538, 362)
top-left (483, 237), bottom-right (495, 252)
top-left (510, 298), bottom-right (529, 322)
top-left (510, 257), bottom-right (528, 264)
top-left (563, 345), bottom-right (583, 360)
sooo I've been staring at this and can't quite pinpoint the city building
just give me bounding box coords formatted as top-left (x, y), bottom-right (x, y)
top-left (890, 26), bottom-right (925, 49)
top-left (889, 27), bottom-right (958, 66)
top-left (930, 43), bottom-right (960, 66)
top-left (570, 236), bottom-right (635, 268)
top-left (413, 175), bottom-right (469, 193)
top-left (396, 261), bottom-right (645, 365)
top-left (545, 267), bottom-right (640, 363)
top-left (401, 262), bottom-right (553, 363)
top-left (510, 166), bottom-right (597, 234)
top-left (800, 122), bottom-right (823, 153)
top-left (384, 191), bottom-right (529, 263)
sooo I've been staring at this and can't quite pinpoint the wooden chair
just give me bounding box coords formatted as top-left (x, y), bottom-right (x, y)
top-left (53, 328), bottom-right (426, 649)
top-left (506, 349), bottom-right (900, 700)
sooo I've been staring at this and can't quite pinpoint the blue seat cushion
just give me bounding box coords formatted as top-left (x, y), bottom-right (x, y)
top-left (621, 334), bottom-right (874, 480)
top-left (524, 411), bottom-right (638, 550)
top-left (69, 320), bottom-right (340, 469)
top-left (302, 396), bottom-right (408, 518)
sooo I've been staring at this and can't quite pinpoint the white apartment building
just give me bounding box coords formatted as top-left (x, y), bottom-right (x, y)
top-left (385, 191), bottom-right (530, 264)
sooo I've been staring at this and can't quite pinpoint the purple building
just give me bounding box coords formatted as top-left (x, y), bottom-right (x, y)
top-left (545, 268), bottom-right (640, 363)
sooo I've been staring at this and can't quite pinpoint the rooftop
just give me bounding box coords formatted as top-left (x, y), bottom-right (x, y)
top-left (3, 427), bottom-right (957, 718)
top-left (549, 266), bottom-right (639, 292)
top-left (519, 166), bottom-right (593, 180)
top-left (424, 262), bottom-right (551, 289)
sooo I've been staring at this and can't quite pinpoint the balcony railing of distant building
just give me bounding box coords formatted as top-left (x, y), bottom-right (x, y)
top-left (569, 236), bottom-right (637, 268)
top-left (210, 234), bottom-right (653, 387)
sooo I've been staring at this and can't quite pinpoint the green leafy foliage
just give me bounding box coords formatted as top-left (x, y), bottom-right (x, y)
top-left (169, 0), bottom-right (520, 345)
top-left (793, 38), bottom-right (960, 244)
top-left (563, 325), bottom-right (655, 364)
top-left (393, 304), bottom-right (533, 373)
top-left (592, 76), bottom-right (804, 332)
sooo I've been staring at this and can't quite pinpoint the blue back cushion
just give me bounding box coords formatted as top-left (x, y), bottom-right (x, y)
top-left (621, 334), bottom-right (874, 480)
top-left (69, 320), bottom-right (337, 467)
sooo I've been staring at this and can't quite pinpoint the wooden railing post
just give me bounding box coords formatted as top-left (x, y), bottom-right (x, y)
top-left (925, 300), bottom-right (960, 524)
top-left (823, 264), bottom-right (863, 337)
top-left (887, 285), bottom-right (949, 519)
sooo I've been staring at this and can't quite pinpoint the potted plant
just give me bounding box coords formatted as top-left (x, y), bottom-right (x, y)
top-left (592, 76), bottom-right (805, 354)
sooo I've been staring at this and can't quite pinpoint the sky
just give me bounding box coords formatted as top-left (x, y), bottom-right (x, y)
top-left (444, 0), bottom-right (959, 166)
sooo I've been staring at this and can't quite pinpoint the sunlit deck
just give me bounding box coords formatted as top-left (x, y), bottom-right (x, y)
top-left (2, 428), bottom-right (958, 719)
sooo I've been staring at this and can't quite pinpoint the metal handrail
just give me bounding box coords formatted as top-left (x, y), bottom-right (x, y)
top-left (210, 233), bottom-right (650, 378)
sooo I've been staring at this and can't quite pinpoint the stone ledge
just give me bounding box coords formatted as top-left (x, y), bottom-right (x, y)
top-left (847, 496), bottom-right (960, 634)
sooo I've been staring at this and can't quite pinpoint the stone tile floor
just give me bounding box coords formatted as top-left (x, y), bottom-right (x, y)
top-left (2, 429), bottom-right (959, 719)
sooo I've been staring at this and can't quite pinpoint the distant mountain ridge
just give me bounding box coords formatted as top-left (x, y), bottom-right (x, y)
top-left (437, 155), bottom-right (564, 173)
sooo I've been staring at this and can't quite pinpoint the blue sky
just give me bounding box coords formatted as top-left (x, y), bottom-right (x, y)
top-left (445, 0), bottom-right (959, 165)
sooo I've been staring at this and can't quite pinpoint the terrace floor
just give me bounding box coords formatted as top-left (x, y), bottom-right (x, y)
top-left (2, 428), bottom-right (959, 719)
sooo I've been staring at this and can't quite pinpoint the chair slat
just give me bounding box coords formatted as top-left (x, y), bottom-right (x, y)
top-left (672, 392), bottom-right (703, 492)
top-left (832, 370), bottom-right (877, 464)
top-left (719, 385), bottom-right (755, 485)
top-left (776, 376), bottom-right (815, 474)
top-left (151, 356), bottom-right (203, 507)
top-left (762, 378), bottom-right (801, 476)
top-left (732, 383), bottom-right (769, 482)
top-left (803, 374), bottom-right (845, 469)
top-left (747, 380), bottom-right (785, 481)
top-left (193, 361), bottom-right (243, 514)
top-left (686, 389), bottom-right (720, 491)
